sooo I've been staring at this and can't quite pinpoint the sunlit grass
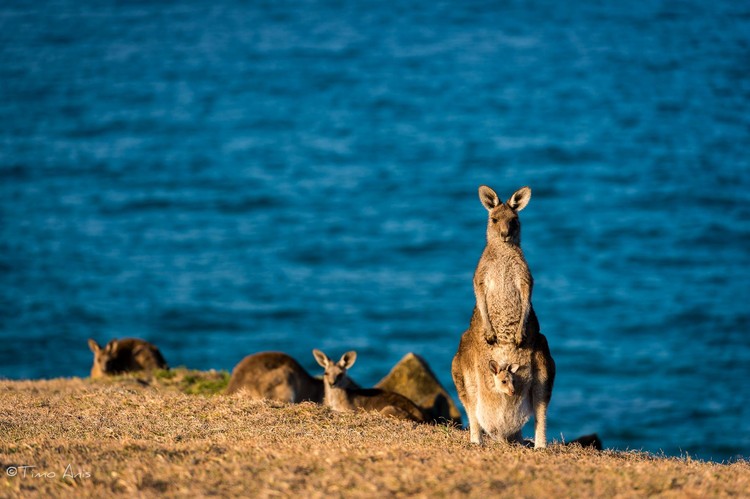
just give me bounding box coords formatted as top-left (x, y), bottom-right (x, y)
top-left (1, 376), bottom-right (747, 497)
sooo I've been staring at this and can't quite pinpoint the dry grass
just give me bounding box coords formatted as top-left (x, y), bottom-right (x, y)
top-left (1, 374), bottom-right (748, 498)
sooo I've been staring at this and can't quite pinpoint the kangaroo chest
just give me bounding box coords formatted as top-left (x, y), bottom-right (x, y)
top-left (483, 252), bottom-right (530, 333)
top-left (325, 387), bottom-right (356, 412)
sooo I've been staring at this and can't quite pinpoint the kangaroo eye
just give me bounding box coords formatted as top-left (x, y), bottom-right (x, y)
top-left (491, 218), bottom-right (498, 224)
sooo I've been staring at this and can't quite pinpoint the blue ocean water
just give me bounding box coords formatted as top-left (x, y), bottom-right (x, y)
top-left (1, 0), bottom-right (749, 462)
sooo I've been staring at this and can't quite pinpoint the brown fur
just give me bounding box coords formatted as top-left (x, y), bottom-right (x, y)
top-left (313, 349), bottom-right (426, 423)
top-left (225, 351), bottom-right (324, 402)
top-left (452, 185), bottom-right (555, 448)
top-left (489, 359), bottom-right (521, 397)
top-left (473, 185), bottom-right (537, 345)
top-left (88, 338), bottom-right (168, 379)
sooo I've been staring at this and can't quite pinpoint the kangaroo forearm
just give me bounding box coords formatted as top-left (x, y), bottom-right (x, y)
top-left (474, 284), bottom-right (493, 334)
top-left (516, 276), bottom-right (532, 343)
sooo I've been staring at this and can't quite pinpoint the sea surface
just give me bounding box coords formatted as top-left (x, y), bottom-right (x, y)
top-left (1, 0), bottom-right (749, 462)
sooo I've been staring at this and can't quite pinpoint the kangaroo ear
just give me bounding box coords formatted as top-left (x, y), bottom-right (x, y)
top-left (312, 349), bottom-right (329, 368)
top-left (509, 364), bottom-right (520, 374)
top-left (88, 339), bottom-right (101, 354)
top-left (488, 360), bottom-right (500, 374)
top-left (507, 186), bottom-right (531, 212)
top-left (478, 185), bottom-right (500, 211)
top-left (340, 351), bottom-right (357, 369)
top-left (107, 339), bottom-right (119, 352)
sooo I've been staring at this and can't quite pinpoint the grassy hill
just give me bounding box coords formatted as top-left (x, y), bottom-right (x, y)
top-left (1, 371), bottom-right (747, 497)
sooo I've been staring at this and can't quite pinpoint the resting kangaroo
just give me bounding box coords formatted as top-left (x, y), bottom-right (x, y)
top-left (226, 351), bottom-right (326, 402)
top-left (313, 349), bottom-right (426, 423)
top-left (88, 338), bottom-right (168, 378)
top-left (452, 185), bottom-right (555, 448)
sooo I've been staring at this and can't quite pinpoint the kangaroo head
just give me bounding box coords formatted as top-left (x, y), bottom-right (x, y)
top-left (313, 349), bottom-right (357, 388)
top-left (489, 360), bottom-right (520, 396)
top-left (478, 185), bottom-right (531, 246)
top-left (88, 338), bottom-right (120, 378)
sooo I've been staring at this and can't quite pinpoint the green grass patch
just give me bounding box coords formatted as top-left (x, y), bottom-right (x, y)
top-left (154, 367), bottom-right (230, 395)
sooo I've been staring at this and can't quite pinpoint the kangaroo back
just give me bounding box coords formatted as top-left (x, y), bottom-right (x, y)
top-left (226, 351), bottom-right (323, 403)
top-left (130, 340), bottom-right (168, 370)
top-left (375, 352), bottom-right (463, 426)
top-left (350, 388), bottom-right (426, 423)
top-left (88, 338), bottom-right (168, 378)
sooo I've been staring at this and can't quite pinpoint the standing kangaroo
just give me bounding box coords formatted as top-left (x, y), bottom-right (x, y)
top-left (452, 185), bottom-right (555, 448)
top-left (88, 338), bottom-right (168, 379)
top-left (474, 185), bottom-right (537, 346)
top-left (312, 349), bottom-right (426, 423)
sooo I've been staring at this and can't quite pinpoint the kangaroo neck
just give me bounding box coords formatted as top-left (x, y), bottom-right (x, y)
top-left (485, 241), bottom-right (526, 262)
top-left (324, 382), bottom-right (352, 410)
